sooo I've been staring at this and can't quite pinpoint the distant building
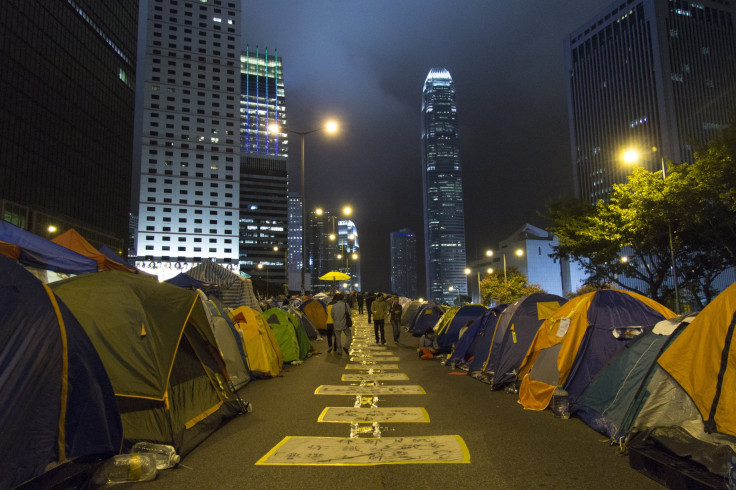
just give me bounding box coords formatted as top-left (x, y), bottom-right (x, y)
top-left (238, 47), bottom-right (288, 288)
top-left (565, 0), bottom-right (736, 202)
top-left (287, 191), bottom-right (303, 291)
top-left (421, 68), bottom-right (467, 304)
top-left (0, 1), bottom-right (137, 252)
top-left (390, 229), bottom-right (418, 298)
top-left (134, 0), bottom-right (243, 279)
top-left (305, 209), bottom-right (361, 293)
top-left (468, 224), bottom-right (586, 303)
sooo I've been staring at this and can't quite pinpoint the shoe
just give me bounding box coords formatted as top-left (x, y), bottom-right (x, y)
top-left (343, 347), bottom-right (349, 355)
top-left (327, 347), bottom-right (333, 353)
top-left (381, 340), bottom-right (386, 344)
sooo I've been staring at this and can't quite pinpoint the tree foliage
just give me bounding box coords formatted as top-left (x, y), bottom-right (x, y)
top-left (547, 136), bottom-right (736, 308)
top-left (479, 267), bottom-right (545, 305)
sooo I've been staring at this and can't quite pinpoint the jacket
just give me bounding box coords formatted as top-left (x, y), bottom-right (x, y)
top-left (331, 300), bottom-right (351, 331)
top-left (371, 297), bottom-right (388, 320)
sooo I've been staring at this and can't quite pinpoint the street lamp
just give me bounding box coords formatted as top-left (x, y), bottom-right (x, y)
top-left (270, 121), bottom-right (339, 297)
top-left (623, 147), bottom-right (680, 313)
top-left (485, 248), bottom-right (524, 282)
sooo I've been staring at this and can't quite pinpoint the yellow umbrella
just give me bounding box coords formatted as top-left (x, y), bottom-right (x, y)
top-left (319, 271), bottom-right (351, 292)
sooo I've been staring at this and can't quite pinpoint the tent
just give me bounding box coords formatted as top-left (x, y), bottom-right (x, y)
top-left (517, 289), bottom-right (675, 412)
top-left (0, 220), bottom-right (97, 275)
top-left (50, 271), bottom-right (245, 456)
top-left (288, 305), bottom-right (320, 340)
top-left (185, 260), bottom-right (260, 311)
top-left (262, 308), bottom-right (310, 363)
top-left (409, 302), bottom-right (445, 337)
top-left (0, 256), bottom-right (122, 489)
top-left (300, 298), bottom-right (328, 334)
top-left (624, 282), bottom-right (736, 477)
top-left (447, 306), bottom-right (505, 370)
top-left (51, 228), bottom-right (135, 273)
top-left (435, 304), bottom-right (487, 353)
top-left (200, 293), bottom-right (252, 390)
top-left (469, 293), bottom-right (565, 388)
top-left (166, 272), bottom-right (220, 295)
top-left (99, 244), bottom-right (136, 270)
top-left (574, 313), bottom-right (695, 444)
top-left (401, 300), bottom-right (423, 327)
top-left (230, 306), bottom-right (283, 378)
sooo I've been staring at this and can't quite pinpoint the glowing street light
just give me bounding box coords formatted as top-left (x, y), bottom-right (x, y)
top-left (270, 121), bottom-right (339, 296)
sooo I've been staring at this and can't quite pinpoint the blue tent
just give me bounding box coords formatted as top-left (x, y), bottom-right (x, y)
top-left (0, 255), bottom-right (122, 489)
top-left (409, 302), bottom-right (445, 337)
top-left (448, 305), bottom-right (506, 369)
top-left (0, 220), bottom-right (97, 274)
top-left (471, 293), bottom-right (566, 389)
top-left (435, 304), bottom-right (487, 353)
top-left (574, 313), bottom-right (695, 443)
top-left (98, 245), bottom-right (136, 270)
top-left (166, 271), bottom-right (220, 295)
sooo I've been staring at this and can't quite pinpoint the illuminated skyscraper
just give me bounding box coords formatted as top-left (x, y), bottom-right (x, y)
top-left (239, 46), bottom-right (288, 288)
top-left (421, 68), bottom-right (467, 304)
top-left (391, 229), bottom-right (418, 298)
top-left (566, 0), bottom-right (736, 203)
top-left (135, 0), bottom-right (243, 278)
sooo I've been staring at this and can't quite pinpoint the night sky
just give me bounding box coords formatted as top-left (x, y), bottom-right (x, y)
top-left (242, 1), bottom-right (613, 293)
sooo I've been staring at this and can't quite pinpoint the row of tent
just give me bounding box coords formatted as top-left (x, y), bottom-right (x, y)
top-left (398, 287), bottom-right (736, 481)
top-left (0, 233), bottom-right (325, 489)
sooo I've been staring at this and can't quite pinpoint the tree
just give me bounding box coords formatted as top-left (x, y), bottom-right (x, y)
top-left (479, 267), bottom-right (545, 305)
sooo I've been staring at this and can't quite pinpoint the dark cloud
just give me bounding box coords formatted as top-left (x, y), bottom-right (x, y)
top-left (243, 0), bottom-right (611, 292)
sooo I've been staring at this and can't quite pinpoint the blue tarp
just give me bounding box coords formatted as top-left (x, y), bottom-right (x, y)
top-left (0, 220), bottom-right (97, 274)
top-left (0, 255), bottom-right (122, 489)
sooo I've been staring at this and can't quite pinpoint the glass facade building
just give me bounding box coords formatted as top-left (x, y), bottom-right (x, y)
top-left (238, 47), bottom-right (288, 287)
top-left (306, 209), bottom-right (361, 293)
top-left (134, 0), bottom-right (243, 279)
top-left (566, 0), bottom-right (736, 203)
top-left (390, 229), bottom-right (418, 299)
top-left (0, 0), bottom-right (137, 251)
top-left (421, 68), bottom-right (467, 304)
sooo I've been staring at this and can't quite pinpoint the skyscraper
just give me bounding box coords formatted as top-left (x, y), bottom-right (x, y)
top-left (287, 191), bottom-right (303, 291)
top-left (0, 0), bottom-right (137, 252)
top-left (566, 0), bottom-right (736, 203)
top-left (238, 46), bottom-right (288, 288)
top-left (421, 68), bottom-right (467, 304)
top-left (134, 0), bottom-right (243, 279)
top-left (390, 229), bottom-right (418, 298)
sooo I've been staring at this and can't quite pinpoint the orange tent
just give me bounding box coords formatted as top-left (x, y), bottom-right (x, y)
top-left (51, 229), bottom-right (135, 273)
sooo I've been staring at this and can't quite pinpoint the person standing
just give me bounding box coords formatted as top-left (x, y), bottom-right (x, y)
top-left (331, 293), bottom-right (352, 356)
top-left (371, 293), bottom-right (388, 344)
top-left (357, 291), bottom-right (365, 314)
top-left (365, 291), bottom-right (376, 324)
top-left (389, 297), bottom-right (403, 344)
top-left (325, 296), bottom-right (337, 353)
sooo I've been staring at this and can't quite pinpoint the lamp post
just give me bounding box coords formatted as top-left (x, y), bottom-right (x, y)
top-left (485, 248), bottom-right (524, 282)
top-left (270, 121), bottom-right (338, 297)
top-left (622, 147), bottom-right (680, 313)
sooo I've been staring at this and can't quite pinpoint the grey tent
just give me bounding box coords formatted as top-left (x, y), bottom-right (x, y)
top-left (185, 260), bottom-right (260, 311)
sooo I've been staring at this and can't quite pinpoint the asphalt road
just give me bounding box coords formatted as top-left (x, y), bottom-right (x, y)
top-left (120, 312), bottom-right (663, 490)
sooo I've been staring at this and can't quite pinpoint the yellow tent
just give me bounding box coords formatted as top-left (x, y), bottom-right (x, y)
top-left (657, 281), bottom-right (736, 437)
top-left (517, 289), bottom-right (675, 411)
top-left (230, 306), bottom-right (283, 378)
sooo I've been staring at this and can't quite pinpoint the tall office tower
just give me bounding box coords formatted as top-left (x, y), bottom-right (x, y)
top-left (304, 209), bottom-right (361, 293)
top-left (421, 68), bottom-right (467, 304)
top-left (238, 46), bottom-right (288, 288)
top-left (287, 191), bottom-right (303, 291)
top-left (390, 229), bottom-right (418, 298)
top-left (566, 0), bottom-right (736, 203)
top-left (0, 1), bottom-right (137, 252)
top-left (337, 219), bottom-right (361, 292)
top-left (135, 0), bottom-right (243, 279)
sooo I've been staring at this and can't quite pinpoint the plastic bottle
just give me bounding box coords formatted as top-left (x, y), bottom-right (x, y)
top-left (131, 442), bottom-right (180, 470)
top-left (552, 386), bottom-right (570, 419)
top-left (98, 453), bottom-right (157, 484)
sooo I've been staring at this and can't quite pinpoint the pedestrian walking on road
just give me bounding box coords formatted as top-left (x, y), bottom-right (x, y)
top-left (357, 291), bottom-right (364, 314)
top-left (365, 291), bottom-right (376, 323)
top-left (325, 296), bottom-right (337, 352)
top-left (371, 293), bottom-right (388, 344)
top-left (331, 293), bottom-right (352, 356)
top-left (389, 297), bottom-right (403, 343)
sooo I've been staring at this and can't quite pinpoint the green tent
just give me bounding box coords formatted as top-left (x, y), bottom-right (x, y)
top-left (50, 271), bottom-right (245, 456)
top-left (262, 308), bottom-right (310, 363)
